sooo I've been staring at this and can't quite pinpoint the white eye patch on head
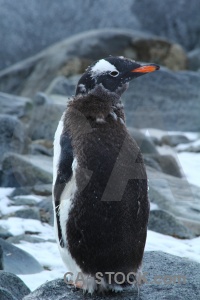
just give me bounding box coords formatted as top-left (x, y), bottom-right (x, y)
top-left (90, 59), bottom-right (118, 78)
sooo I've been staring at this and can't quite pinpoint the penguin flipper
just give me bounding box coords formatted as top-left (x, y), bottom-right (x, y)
top-left (53, 119), bottom-right (73, 248)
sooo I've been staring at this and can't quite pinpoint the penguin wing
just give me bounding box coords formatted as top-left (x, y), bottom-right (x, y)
top-left (53, 117), bottom-right (73, 247)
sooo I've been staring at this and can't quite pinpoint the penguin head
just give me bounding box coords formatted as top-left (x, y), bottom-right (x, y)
top-left (76, 56), bottom-right (159, 96)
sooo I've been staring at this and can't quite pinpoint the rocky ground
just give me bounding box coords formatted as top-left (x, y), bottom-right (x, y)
top-left (0, 1), bottom-right (200, 299)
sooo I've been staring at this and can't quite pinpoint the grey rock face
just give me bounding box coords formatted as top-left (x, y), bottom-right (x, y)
top-left (144, 156), bottom-right (162, 173)
top-left (0, 227), bottom-right (12, 240)
top-left (45, 76), bottom-right (76, 96)
top-left (188, 48), bottom-right (200, 71)
top-left (6, 234), bottom-right (55, 245)
top-left (148, 154), bottom-right (182, 178)
top-left (0, 29), bottom-right (186, 97)
top-left (23, 251), bottom-right (200, 300)
top-left (0, 153), bottom-right (52, 187)
top-left (161, 134), bottom-right (190, 147)
top-left (28, 143), bottom-right (53, 157)
top-left (0, 115), bottom-right (27, 164)
top-left (148, 210), bottom-right (193, 238)
top-left (0, 238), bottom-right (43, 275)
top-left (11, 196), bottom-right (39, 207)
top-left (0, 93), bottom-right (32, 122)
top-left (28, 93), bottom-right (67, 141)
top-left (37, 197), bottom-right (53, 226)
top-left (128, 128), bottom-right (158, 154)
top-left (0, 246), bottom-right (3, 270)
top-left (147, 167), bottom-right (200, 232)
top-left (0, 0), bottom-right (140, 70)
top-left (132, 0), bottom-right (200, 50)
top-left (32, 184), bottom-right (52, 196)
top-left (124, 69), bottom-right (200, 132)
top-left (0, 271), bottom-right (30, 300)
top-left (9, 184), bottom-right (52, 197)
top-left (14, 208), bottom-right (40, 221)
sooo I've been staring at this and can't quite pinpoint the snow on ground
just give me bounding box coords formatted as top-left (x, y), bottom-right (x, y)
top-left (0, 217), bottom-right (53, 238)
top-left (146, 231), bottom-right (200, 264)
top-left (177, 152), bottom-right (200, 188)
top-left (0, 197), bottom-right (26, 215)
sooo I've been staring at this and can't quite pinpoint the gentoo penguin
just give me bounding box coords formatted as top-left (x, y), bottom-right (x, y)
top-left (53, 56), bottom-right (159, 294)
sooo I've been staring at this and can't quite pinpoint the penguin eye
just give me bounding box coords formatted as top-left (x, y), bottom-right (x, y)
top-left (110, 71), bottom-right (119, 77)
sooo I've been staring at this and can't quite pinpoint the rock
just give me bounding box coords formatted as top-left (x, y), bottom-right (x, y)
top-left (45, 76), bottom-right (76, 96)
top-left (32, 184), bottom-right (52, 196)
top-left (177, 217), bottom-right (200, 236)
top-left (0, 115), bottom-right (28, 164)
top-left (23, 251), bottom-right (200, 300)
top-left (161, 134), bottom-right (190, 147)
top-left (0, 153), bottom-right (52, 187)
top-left (0, 246), bottom-right (3, 270)
top-left (147, 154), bottom-right (182, 178)
top-left (124, 68), bottom-right (200, 132)
top-left (176, 140), bottom-right (200, 152)
top-left (0, 238), bottom-right (43, 274)
top-left (147, 167), bottom-right (200, 231)
top-left (0, 29), bottom-right (187, 97)
top-left (14, 208), bottom-right (40, 221)
top-left (188, 48), bottom-right (200, 71)
top-left (124, 37), bottom-right (187, 71)
top-left (37, 197), bottom-right (53, 226)
top-left (144, 156), bottom-right (162, 172)
top-left (9, 184), bottom-right (52, 197)
top-left (11, 196), bottom-right (40, 207)
top-left (6, 234), bottom-right (55, 244)
top-left (9, 187), bottom-right (33, 198)
top-left (28, 93), bottom-right (67, 140)
top-left (132, 0), bottom-right (200, 50)
top-left (0, 227), bottom-right (12, 240)
top-left (128, 128), bottom-right (158, 154)
top-left (0, 92), bottom-right (32, 122)
top-left (148, 209), bottom-right (193, 238)
top-left (158, 155), bottom-right (182, 178)
top-left (28, 143), bottom-right (53, 157)
top-left (0, 0), bottom-right (140, 70)
top-left (0, 271), bottom-right (30, 299)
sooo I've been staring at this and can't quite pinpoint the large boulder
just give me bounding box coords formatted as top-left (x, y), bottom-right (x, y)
top-left (148, 209), bottom-right (193, 238)
top-left (147, 167), bottom-right (200, 232)
top-left (0, 93), bottom-right (32, 122)
top-left (188, 48), bottom-right (200, 71)
top-left (0, 115), bottom-right (28, 164)
top-left (132, 0), bottom-right (200, 51)
top-left (23, 251), bottom-right (200, 300)
top-left (0, 29), bottom-right (187, 97)
top-left (0, 153), bottom-right (53, 187)
top-left (161, 134), bottom-right (190, 147)
top-left (124, 68), bottom-right (200, 132)
top-left (127, 128), bottom-right (158, 154)
top-left (0, 0), bottom-right (140, 70)
top-left (0, 271), bottom-right (30, 300)
top-left (145, 154), bottom-right (182, 178)
top-left (0, 238), bottom-right (43, 274)
top-left (28, 93), bottom-right (67, 141)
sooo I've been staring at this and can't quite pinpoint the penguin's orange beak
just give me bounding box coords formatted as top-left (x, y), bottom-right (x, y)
top-left (131, 64), bottom-right (160, 73)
